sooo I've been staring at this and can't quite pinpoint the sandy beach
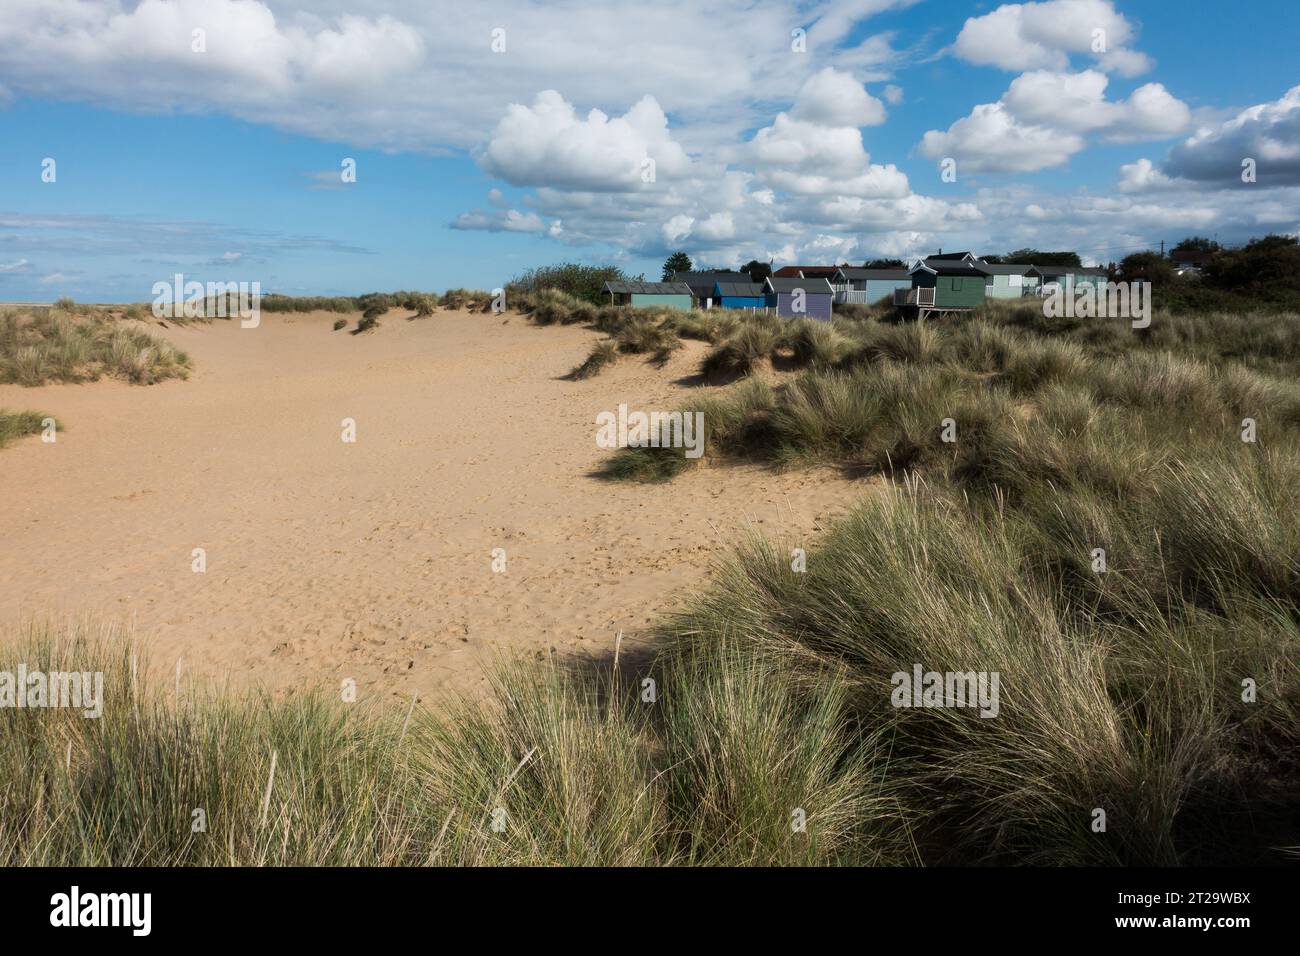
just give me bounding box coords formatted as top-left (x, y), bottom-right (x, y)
top-left (0, 309), bottom-right (869, 702)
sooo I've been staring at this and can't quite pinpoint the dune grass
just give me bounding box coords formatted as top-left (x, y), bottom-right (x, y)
top-left (568, 340), bottom-right (619, 380)
top-left (5, 450), bottom-right (1293, 866)
top-left (657, 481), bottom-right (1298, 865)
top-left (3, 303), bottom-right (1295, 866)
top-left (0, 621), bottom-right (904, 866)
top-left (0, 410), bottom-right (53, 448)
top-left (0, 309), bottom-right (190, 385)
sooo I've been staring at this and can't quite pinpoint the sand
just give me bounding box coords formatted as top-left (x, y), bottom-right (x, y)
top-left (0, 309), bottom-right (870, 703)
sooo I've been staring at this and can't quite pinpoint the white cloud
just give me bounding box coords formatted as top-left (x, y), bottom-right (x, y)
top-left (751, 69), bottom-right (909, 198)
top-left (1003, 70), bottom-right (1189, 140)
top-left (0, 258), bottom-right (30, 273)
top-left (883, 84), bottom-right (904, 105)
top-left (451, 208), bottom-right (547, 233)
top-left (0, 0), bottom-right (916, 153)
top-left (921, 69), bottom-right (1191, 174)
top-left (789, 68), bottom-right (887, 127)
top-left (1164, 85), bottom-right (1300, 186)
top-left (478, 91), bottom-right (690, 191)
top-left (1117, 158), bottom-right (1183, 193)
top-left (953, 0), bottom-right (1151, 76)
top-left (920, 103), bottom-right (1086, 173)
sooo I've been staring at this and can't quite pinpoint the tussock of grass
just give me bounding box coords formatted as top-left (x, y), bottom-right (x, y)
top-left (0, 622), bottom-right (903, 866)
top-left (658, 482), bottom-right (1299, 864)
top-left (782, 319), bottom-right (849, 368)
top-left (568, 340), bottom-right (619, 380)
top-left (440, 289), bottom-right (492, 311)
top-left (0, 410), bottom-right (53, 448)
top-left (0, 311), bottom-right (190, 385)
top-left (615, 317), bottom-right (678, 355)
top-left (701, 318), bottom-right (780, 380)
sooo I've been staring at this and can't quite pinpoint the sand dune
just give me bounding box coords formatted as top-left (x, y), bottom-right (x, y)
top-left (0, 309), bottom-right (870, 703)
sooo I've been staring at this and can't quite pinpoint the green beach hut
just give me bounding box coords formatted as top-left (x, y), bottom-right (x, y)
top-left (895, 259), bottom-right (989, 317)
top-left (603, 280), bottom-right (694, 311)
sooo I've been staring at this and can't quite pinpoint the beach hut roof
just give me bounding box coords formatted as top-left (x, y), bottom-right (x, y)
top-left (765, 277), bottom-right (834, 294)
top-left (604, 281), bottom-right (693, 295)
top-left (714, 282), bottom-right (766, 297)
top-left (837, 268), bottom-right (912, 280)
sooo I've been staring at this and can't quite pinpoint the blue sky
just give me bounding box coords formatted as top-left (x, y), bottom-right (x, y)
top-left (0, 0), bottom-right (1297, 301)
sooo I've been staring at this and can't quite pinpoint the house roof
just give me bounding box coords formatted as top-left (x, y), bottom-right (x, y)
top-left (714, 282), bottom-right (766, 297)
top-left (604, 281), bottom-right (693, 295)
top-left (765, 277), bottom-right (834, 294)
top-left (927, 251), bottom-right (981, 262)
top-left (772, 266), bottom-right (840, 279)
top-left (978, 263), bottom-right (1035, 275)
top-left (837, 268), bottom-right (912, 280)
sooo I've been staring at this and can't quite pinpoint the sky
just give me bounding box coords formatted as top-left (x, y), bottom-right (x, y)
top-left (0, 0), bottom-right (1297, 301)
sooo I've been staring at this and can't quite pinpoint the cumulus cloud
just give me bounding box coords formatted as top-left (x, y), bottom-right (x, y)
top-left (478, 91), bottom-right (690, 192)
top-left (921, 69), bottom-right (1190, 174)
top-left (789, 68), bottom-right (887, 127)
top-left (1164, 85), bottom-right (1300, 186)
top-left (920, 103), bottom-right (1086, 173)
top-left (751, 68), bottom-right (908, 197)
top-left (1117, 158), bottom-right (1184, 193)
top-left (0, 0), bottom-right (915, 153)
top-left (1003, 70), bottom-right (1190, 140)
top-left (450, 208), bottom-right (547, 233)
top-left (952, 0), bottom-right (1151, 76)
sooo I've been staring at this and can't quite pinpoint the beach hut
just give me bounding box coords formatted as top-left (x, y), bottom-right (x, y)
top-left (894, 260), bottom-right (988, 318)
top-left (979, 263), bottom-right (1040, 299)
top-left (832, 267), bottom-right (912, 305)
top-left (764, 277), bottom-right (834, 320)
top-left (713, 281), bottom-right (767, 310)
top-left (603, 280), bottom-right (693, 310)
top-left (1027, 266), bottom-right (1109, 294)
top-left (674, 270), bottom-right (745, 309)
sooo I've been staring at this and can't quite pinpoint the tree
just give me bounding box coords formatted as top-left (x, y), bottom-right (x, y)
top-left (862, 258), bottom-right (905, 269)
top-left (662, 251), bottom-right (693, 281)
top-left (1118, 251), bottom-right (1176, 284)
top-left (1172, 236), bottom-right (1221, 254)
top-left (740, 259), bottom-right (772, 284)
top-left (1002, 248), bottom-right (1082, 267)
top-left (1202, 234), bottom-right (1300, 291)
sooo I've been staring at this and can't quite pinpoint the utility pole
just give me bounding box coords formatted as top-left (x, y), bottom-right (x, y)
top-left (1159, 239), bottom-right (1165, 257)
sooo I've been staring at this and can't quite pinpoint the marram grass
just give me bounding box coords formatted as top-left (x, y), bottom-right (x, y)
top-left (0, 621), bottom-right (904, 866)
